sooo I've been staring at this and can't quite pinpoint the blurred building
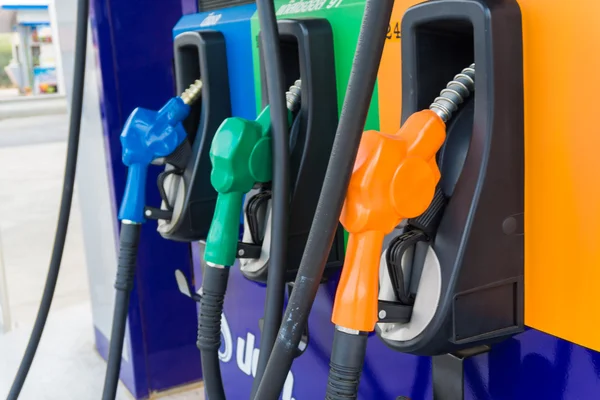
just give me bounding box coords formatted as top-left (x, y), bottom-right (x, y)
top-left (0, 0), bottom-right (64, 95)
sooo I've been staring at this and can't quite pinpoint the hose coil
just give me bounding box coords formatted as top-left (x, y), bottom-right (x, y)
top-left (430, 64), bottom-right (475, 122)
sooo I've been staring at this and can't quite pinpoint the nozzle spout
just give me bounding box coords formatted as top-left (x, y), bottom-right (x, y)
top-left (180, 79), bottom-right (203, 105)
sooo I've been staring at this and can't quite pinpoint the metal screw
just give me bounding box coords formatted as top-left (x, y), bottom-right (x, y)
top-left (238, 249), bottom-right (245, 256)
top-left (145, 209), bottom-right (152, 217)
top-left (378, 310), bottom-right (387, 320)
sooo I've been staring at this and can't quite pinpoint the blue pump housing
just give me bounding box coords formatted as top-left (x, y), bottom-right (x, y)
top-left (174, 4), bottom-right (257, 121)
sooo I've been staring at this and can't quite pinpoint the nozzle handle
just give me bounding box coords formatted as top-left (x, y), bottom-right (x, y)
top-left (331, 111), bottom-right (446, 332)
top-left (332, 231), bottom-right (385, 332)
top-left (118, 163), bottom-right (148, 223)
top-left (204, 192), bottom-right (244, 267)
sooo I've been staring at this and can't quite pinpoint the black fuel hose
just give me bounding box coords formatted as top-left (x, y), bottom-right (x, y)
top-left (197, 265), bottom-right (230, 400)
top-left (251, 0), bottom-right (291, 397)
top-left (101, 222), bottom-right (141, 400)
top-left (253, 1), bottom-right (395, 398)
top-left (325, 329), bottom-right (369, 400)
top-left (6, 0), bottom-right (89, 397)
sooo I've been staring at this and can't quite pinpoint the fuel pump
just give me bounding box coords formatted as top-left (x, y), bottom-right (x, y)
top-left (168, 4), bottom-right (309, 400)
top-left (195, 2), bottom-right (353, 399)
top-left (327, 0), bottom-right (523, 397)
top-left (326, 65), bottom-right (474, 399)
top-left (376, 1), bottom-right (524, 397)
top-left (107, 5), bottom-right (270, 398)
top-left (9, 0), bottom-right (526, 399)
top-left (255, 0), bottom-right (523, 398)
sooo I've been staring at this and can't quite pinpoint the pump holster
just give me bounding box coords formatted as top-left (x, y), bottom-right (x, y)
top-left (377, 0), bottom-right (525, 356)
top-left (153, 30), bottom-right (232, 242)
top-left (239, 18), bottom-right (345, 283)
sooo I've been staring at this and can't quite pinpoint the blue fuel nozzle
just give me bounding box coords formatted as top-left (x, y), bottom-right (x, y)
top-left (118, 80), bottom-right (203, 223)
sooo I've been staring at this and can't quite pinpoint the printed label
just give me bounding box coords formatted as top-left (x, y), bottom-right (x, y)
top-left (200, 12), bottom-right (223, 27)
top-left (219, 312), bottom-right (296, 400)
top-left (386, 21), bottom-right (402, 41)
top-left (276, 0), bottom-right (344, 16)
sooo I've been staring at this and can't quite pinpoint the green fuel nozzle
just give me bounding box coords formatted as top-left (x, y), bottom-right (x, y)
top-left (204, 107), bottom-right (274, 267)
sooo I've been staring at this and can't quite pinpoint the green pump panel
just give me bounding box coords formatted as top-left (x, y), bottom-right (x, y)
top-left (250, 0), bottom-right (380, 131)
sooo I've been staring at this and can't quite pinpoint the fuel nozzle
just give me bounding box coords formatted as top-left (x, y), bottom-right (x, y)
top-left (331, 110), bottom-right (447, 333)
top-left (203, 107), bottom-right (274, 267)
top-left (324, 111), bottom-right (446, 400)
top-left (103, 81), bottom-right (203, 399)
top-left (325, 64), bottom-right (476, 400)
top-left (331, 64), bottom-right (475, 333)
top-left (204, 80), bottom-right (301, 268)
top-left (118, 80), bottom-right (203, 223)
top-left (199, 83), bottom-right (300, 400)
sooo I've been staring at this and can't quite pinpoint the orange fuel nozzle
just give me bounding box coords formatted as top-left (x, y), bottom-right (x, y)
top-left (331, 109), bottom-right (447, 332)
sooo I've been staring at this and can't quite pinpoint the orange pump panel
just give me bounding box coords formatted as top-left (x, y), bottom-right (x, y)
top-left (377, 0), bottom-right (600, 351)
top-left (377, 0), bottom-right (420, 133)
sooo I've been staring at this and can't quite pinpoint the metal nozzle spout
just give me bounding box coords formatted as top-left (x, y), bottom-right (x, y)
top-left (429, 64), bottom-right (475, 123)
top-left (286, 80), bottom-right (302, 113)
top-left (180, 79), bottom-right (203, 105)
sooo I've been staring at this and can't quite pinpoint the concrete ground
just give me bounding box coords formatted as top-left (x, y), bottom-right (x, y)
top-left (0, 115), bottom-right (203, 399)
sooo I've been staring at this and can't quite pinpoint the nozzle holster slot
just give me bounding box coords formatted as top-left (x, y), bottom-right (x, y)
top-left (378, 300), bottom-right (412, 324)
top-left (381, 0), bottom-right (524, 356)
top-left (243, 18), bottom-right (344, 283)
top-left (236, 242), bottom-right (262, 260)
top-left (160, 30), bottom-right (232, 242)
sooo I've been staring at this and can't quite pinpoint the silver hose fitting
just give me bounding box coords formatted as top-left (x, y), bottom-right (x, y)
top-left (286, 79), bottom-right (302, 113)
top-left (429, 64), bottom-right (475, 123)
top-left (180, 79), bottom-right (203, 105)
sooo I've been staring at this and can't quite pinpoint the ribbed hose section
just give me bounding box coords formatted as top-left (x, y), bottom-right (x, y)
top-left (102, 222), bottom-right (141, 400)
top-left (197, 265), bottom-right (229, 400)
top-left (429, 64), bottom-right (475, 123)
top-left (325, 329), bottom-right (369, 400)
top-left (113, 223), bottom-right (140, 292)
top-left (286, 80), bottom-right (301, 113)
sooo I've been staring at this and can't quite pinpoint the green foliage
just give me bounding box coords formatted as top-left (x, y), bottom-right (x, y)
top-left (0, 34), bottom-right (14, 87)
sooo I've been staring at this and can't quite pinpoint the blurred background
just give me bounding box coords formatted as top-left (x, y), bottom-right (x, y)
top-left (0, 1), bottom-right (124, 398)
